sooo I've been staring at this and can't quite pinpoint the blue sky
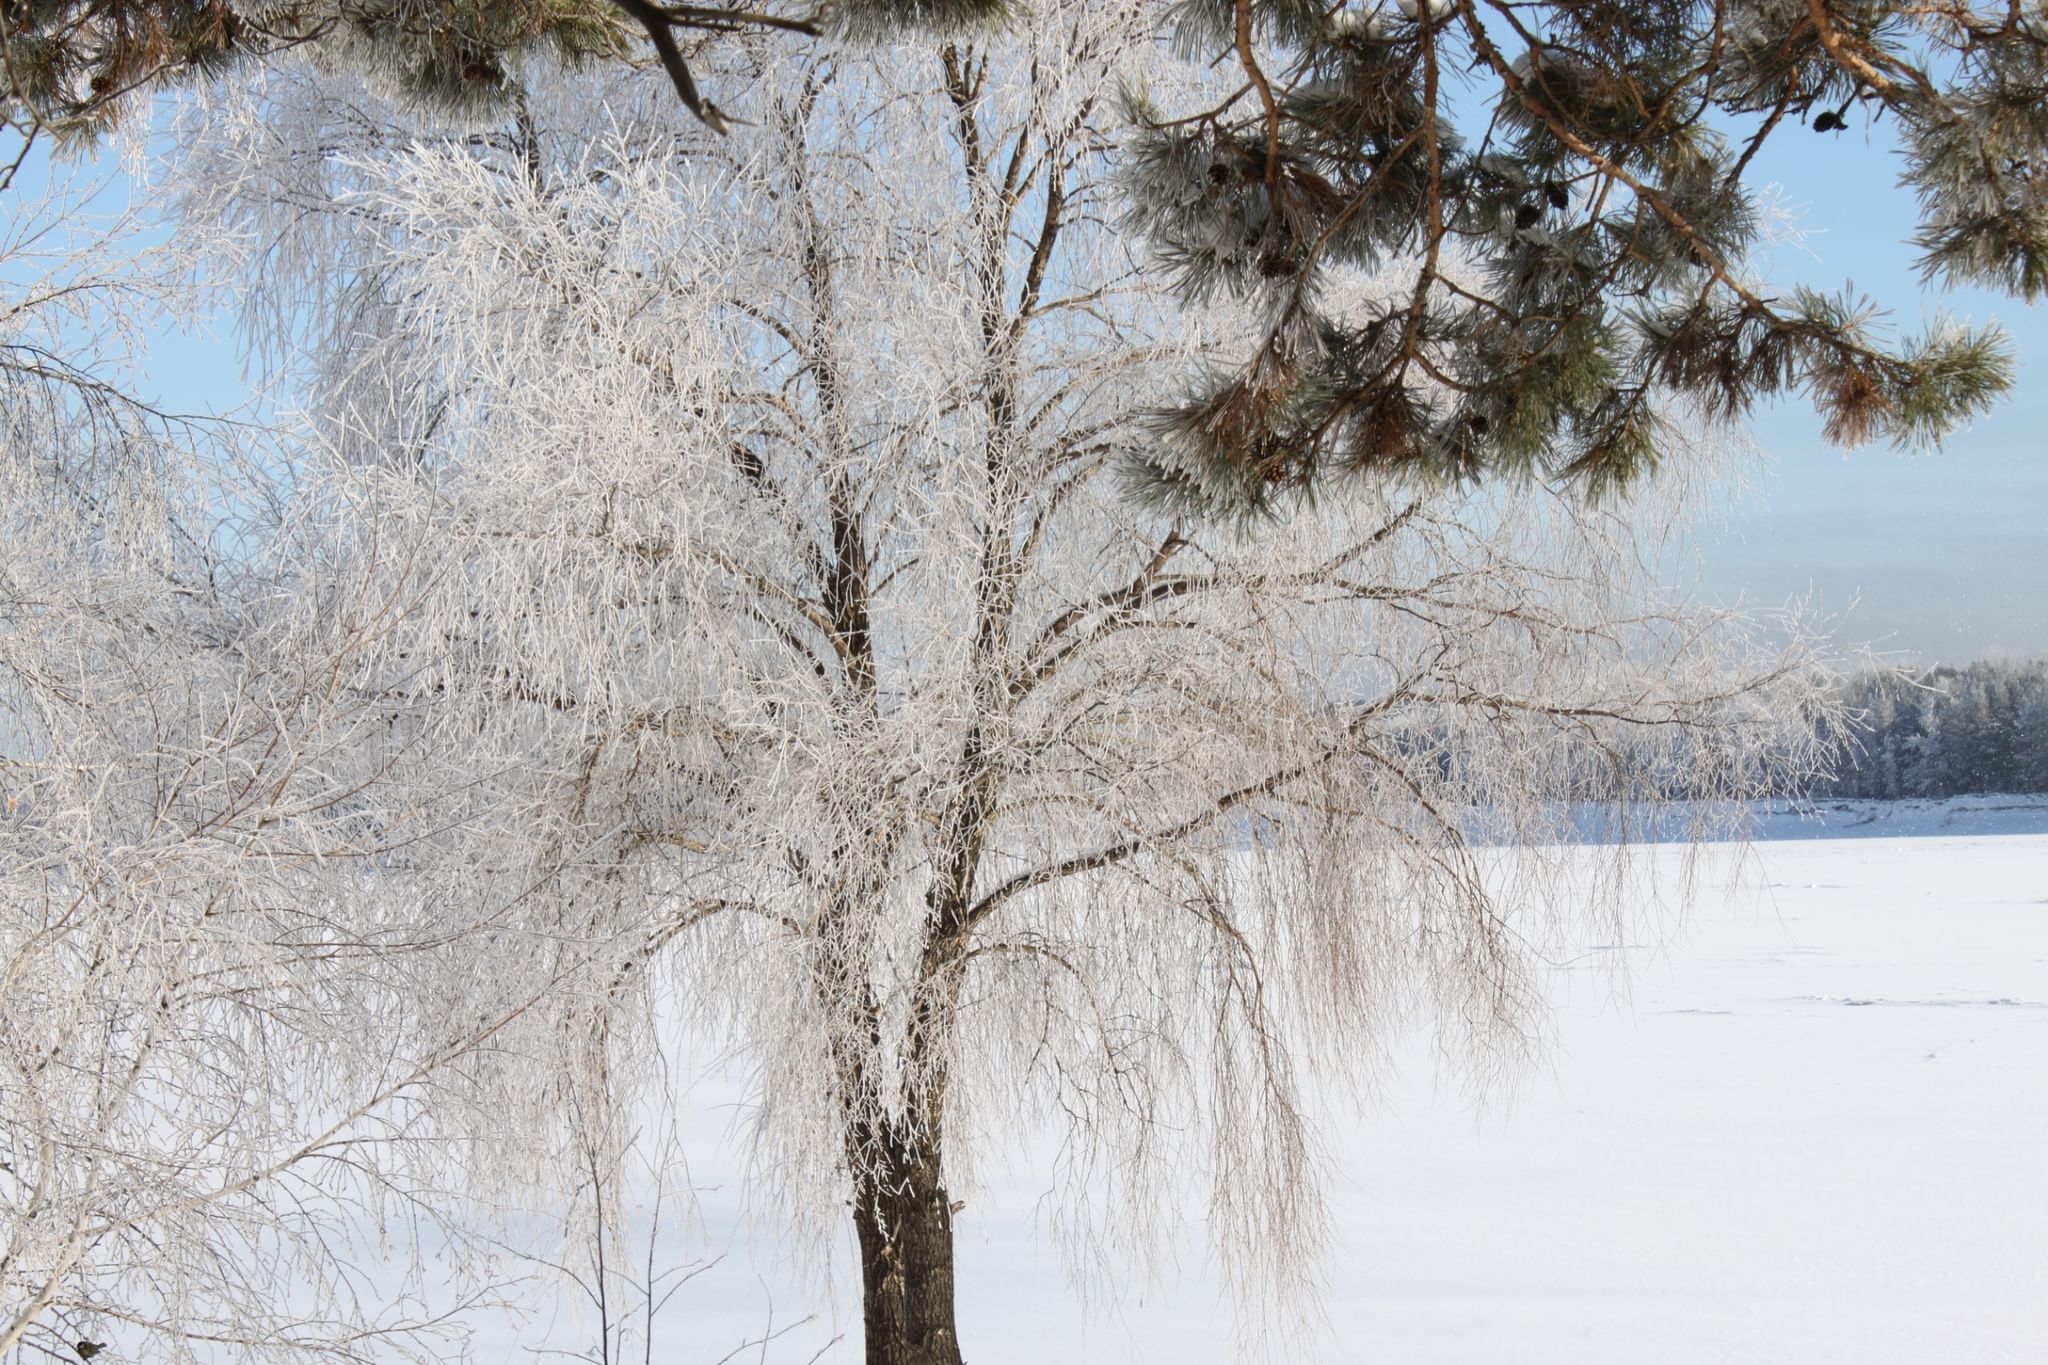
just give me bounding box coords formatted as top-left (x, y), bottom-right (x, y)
top-left (1691, 119), bottom-right (2048, 664)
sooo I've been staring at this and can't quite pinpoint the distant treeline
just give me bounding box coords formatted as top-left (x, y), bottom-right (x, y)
top-left (1824, 658), bottom-right (2048, 799)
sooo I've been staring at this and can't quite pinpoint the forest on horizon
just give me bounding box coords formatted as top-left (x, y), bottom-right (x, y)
top-left (1825, 657), bottom-right (2048, 799)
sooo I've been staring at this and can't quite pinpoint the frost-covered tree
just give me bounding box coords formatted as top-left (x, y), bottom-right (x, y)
top-left (1823, 657), bottom-right (2048, 798)
top-left (0, 151), bottom-right (549, 1365)
top-left (173, 12), bottom-right (1845, 1362)
top-left (2016, 676), bottom-right (2048, 793)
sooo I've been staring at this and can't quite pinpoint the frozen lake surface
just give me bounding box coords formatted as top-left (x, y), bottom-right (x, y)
top-left (512, 822), bottom-right (2048, 1364)
top-left (1310, 831), bottom-right (2048, 1365)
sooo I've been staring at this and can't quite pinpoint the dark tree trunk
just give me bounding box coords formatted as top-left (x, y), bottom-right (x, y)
top-left (851, 1126), bottom-right (963, 1365)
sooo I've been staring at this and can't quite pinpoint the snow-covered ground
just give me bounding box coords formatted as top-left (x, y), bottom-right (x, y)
top-left (1312, 831), bottom-right (2048, 1365)
top-left (495, 823), bottom-right (2048, 1364)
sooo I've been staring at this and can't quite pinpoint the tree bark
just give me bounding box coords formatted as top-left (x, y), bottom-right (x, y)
top-left (851, 1126), bottom-right (964, 1365)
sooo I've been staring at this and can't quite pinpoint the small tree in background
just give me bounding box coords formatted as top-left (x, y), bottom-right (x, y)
top-left (173, 11), bottom-right (1845, 1361)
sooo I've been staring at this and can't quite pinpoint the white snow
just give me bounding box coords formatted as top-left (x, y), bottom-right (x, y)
top-left (1310, 832), bottom-right (2048, 1364)
top-left (482, 827), bottom-right (2048, 1363)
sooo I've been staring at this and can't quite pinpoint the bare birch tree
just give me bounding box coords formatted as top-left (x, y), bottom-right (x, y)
top-left (173, 11), bottom-right (1843, 1363)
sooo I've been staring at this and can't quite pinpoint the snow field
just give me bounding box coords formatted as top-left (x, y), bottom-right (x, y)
top-left (478, 831), bottom-right (2048, 1364)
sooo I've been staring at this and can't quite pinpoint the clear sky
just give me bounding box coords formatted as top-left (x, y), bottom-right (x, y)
top-left (1690, 120), bottom-right (2048, 665)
